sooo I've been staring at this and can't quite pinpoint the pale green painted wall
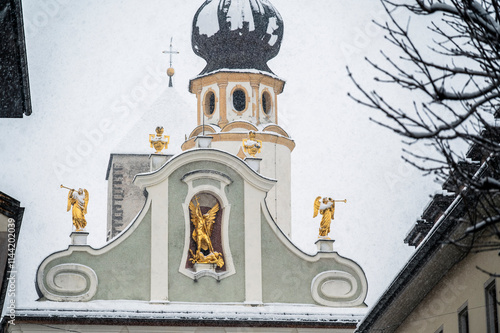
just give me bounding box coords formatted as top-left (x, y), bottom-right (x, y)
top-left (41, 208), bottom-right (152, 300)
top-left (167, 161), bottom-right (246, 302)
top-left (261, 211), bottom-right (364, 304)
top-left (39, 158), bottom-right (363, 305)
top-left (193, 178), bottom-right (220, 189)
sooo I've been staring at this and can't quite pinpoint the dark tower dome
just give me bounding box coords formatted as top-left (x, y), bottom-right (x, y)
top-left (192, 0), bottom-right (284, 75)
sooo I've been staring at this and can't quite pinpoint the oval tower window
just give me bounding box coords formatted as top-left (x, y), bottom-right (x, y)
top-left (262, 91), bottom-right (272, 115)
top-left (204, 90), bottom-right (216, 116)
top-left (232, 89), bottom-right (246, 112)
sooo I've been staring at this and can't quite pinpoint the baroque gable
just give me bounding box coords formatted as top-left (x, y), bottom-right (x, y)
top-left (36, 149), bottom-right (367, 307)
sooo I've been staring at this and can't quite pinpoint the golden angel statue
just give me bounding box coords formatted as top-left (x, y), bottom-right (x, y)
top-left (62, 185), bottom-right (89, 232)
top-left (313, 196), bottom-right (347, 238)
top-left (189, 196), bottom-right (224, 268)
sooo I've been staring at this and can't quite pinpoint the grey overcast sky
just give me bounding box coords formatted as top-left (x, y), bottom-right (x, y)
top-left (2, 0), bottom-right (439, 307)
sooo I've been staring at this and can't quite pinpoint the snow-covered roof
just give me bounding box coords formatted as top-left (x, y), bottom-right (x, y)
top-left (14, 301), bottom-right (366, 327)
top-left (192, 0), bottom-right (284, 74)
top-left (190, 68), bottom-right (285, 82)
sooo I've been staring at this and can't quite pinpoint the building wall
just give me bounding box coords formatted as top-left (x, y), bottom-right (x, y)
top-left (0, 192), bottom-right (23, 314)
top-left (38, 208), bottom-right (152, 301)
top-left (396, 246), bottom-right (499, 333)
top-left (0, 215), bottom-right (11, 286)
top-left (106, 154), bottom-right (155, 240)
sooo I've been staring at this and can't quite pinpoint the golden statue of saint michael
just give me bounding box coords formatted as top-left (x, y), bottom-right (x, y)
top-left (62, 185), bottom-right (89, 232)
top-left (313, 196), bottom-right (346, 238)
top-left (189, 197), bottom-right (224, 268)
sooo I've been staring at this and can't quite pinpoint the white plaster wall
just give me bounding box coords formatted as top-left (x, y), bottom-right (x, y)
top-left (244, 181), bottom-right (264, 304)
top-left (148, 181), bottom-right (170, 302)
top-left (260, 141), bottom-right (291, 236)
top-left (211, 139), bottom-right (292, 237)
top-left (211, 140), bottom-right (239, 155)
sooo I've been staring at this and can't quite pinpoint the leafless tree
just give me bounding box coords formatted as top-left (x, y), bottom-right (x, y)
top-left (348, 0), bottom-right (500, 261)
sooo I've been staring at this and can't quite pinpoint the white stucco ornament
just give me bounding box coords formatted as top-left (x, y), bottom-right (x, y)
top-left (311, 270), bottom-right (367, 307)
top-left (41, 263), bottom-right (98, 302)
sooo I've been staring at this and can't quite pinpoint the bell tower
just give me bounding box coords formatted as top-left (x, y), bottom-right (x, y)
top-left (182, 0), bottom-right (294, 236)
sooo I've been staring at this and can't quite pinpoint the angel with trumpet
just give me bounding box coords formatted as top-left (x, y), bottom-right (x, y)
top-left (61, 185), bottom-right (89, 231)
top-left (313, 196), bottom-right (347, 238)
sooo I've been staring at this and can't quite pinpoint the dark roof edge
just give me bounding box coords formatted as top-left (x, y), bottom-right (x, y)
top-left (15, 0), bottom-right (31, 116)
top-left (355, 193), bottom-right (464, 332)
top-left (6, 316), bottom-right (359, 329)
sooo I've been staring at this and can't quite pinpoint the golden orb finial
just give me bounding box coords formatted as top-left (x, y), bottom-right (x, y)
top-left (155, 126), bottom-right (165, 136)
top-left (162, 37), bottom-right (179, 88)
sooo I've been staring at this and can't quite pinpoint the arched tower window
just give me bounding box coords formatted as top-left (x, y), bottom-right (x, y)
top-left (203, 89), bottom-right (216, 117)
top-left (232, 88), bottom-right (247, 112)
top-left (262, 90), bottom-right (272, 115)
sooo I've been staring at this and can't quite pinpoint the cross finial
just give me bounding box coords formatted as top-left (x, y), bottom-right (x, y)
top-left (162, 37), bottom-right (179, 87)
top-left (162, 37), bottom-right (179, 67)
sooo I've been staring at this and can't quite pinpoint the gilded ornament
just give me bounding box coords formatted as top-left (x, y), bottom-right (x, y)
top-left (313, 196), bottom-right (347, 238)
top-left (61, 185), bottom-right (89, 232)
top-left (149, 126), bottom-right (170, 154)
top-left (162, 37), bottom-right (179, 87)
top-left (242, 131), bottom-right (262, 157)
top-left (189, 196), bottom-right (224, 268)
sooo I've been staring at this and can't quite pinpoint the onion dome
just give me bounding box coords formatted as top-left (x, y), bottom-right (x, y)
top-left (192, 0), bottom-right (284, 75)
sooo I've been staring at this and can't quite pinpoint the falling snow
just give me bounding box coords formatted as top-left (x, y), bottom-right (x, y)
top-left (1, 0), bottom-right (438, 313)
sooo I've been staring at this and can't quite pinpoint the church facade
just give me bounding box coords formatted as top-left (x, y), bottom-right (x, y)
top-left (5, 0), bottom-right (368, 332)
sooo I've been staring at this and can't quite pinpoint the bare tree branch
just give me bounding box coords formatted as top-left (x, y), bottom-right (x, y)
top-left (349, 0), bottom-right (500, 261)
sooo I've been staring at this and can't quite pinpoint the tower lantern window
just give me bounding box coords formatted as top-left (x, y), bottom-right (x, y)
top-left (262, 91), bottom-right (272, 115)
top-left (233, 89), bottom-right (246, 112)
top-left (204, 90), bottom-right (216, 116)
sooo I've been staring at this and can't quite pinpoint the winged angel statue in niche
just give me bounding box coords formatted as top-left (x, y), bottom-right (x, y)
top-left (189, 196), bottom-right (224, 268)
